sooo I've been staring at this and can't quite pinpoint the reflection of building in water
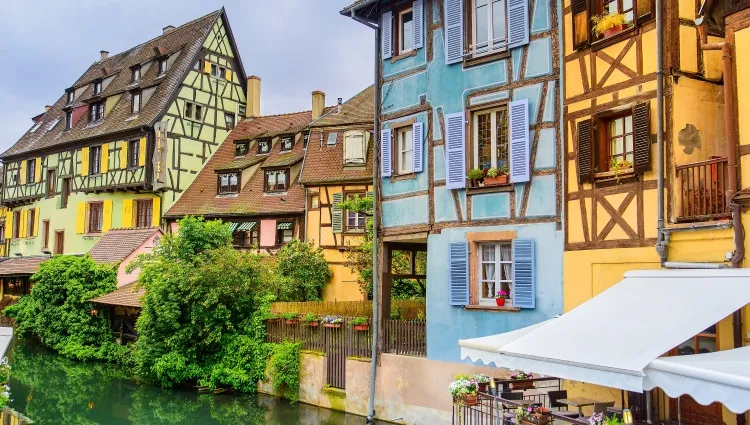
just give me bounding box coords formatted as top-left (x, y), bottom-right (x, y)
top-left (1, 407), bottom-right (33, 424)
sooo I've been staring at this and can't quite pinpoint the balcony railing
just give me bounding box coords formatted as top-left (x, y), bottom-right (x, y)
top-left (675, 157), bottom-right (730, 222)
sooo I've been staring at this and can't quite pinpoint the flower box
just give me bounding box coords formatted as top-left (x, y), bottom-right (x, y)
top-left (484, 175), bottom-right (509, 186)
top-left (521, 415), bottom-right (551, 425)
top-left (604, 24), bottom-right (625, 38)
top-left (511, 380), bottom-right (535, 390)
top-left (285, 319), bottom-right (298, 325)
top-left (324, 323), bottom-right (342, 329)
top-left (353, 324), bottom-right (369, 331)
top-left (304, 321), bottom-right (319, 327)
top-left (267, 318), bottom-right (281, 323)
top-left (463, 394), bottom-right (478, 406)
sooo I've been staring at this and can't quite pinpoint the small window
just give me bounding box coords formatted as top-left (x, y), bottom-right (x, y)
top-left (310, 194), bottom-right (320, 209)
top-left (218, 173), bottom-right (239, 194)
top-left (65, 110), bottom-right (73, 130)
top-left (26, 159), bottom-right (35, 184)
top-left (397, 7), bottom-right (415, 55)
top-left (184, 101), bottom-right (202, 121)
top-left (67, 90), bottom-right (75, 104)
top-left (47, 119), bottom-right (60, 132)
top-left (89, 101), bottom-right (105, 122)
top-left (225, 113), bottom-right (235, 130)
top-left (131, 91), bottom-right (142, 115)
top-left (233, 227), bottom-right (260, 248)
top-left (265, 169), bottom-right (288, 192)
top-left (132, 67), bottom-right (141, 82)
top-left (235, 141), bottom-right (249, 157)
top-left (280, 136), bottom-right (293, 152)
top-left (477, 242), bottom-right (513, 306)
top-left (3, 278), bottom-right (31, 297)
top-left (395, 127), bottom-right (414, 174)
top-left (27, 209), bottom-right (35, 238)
top-left (327, 132), bottom-right (338, 146)
top-left (29, 122), bottom-right (42, 133)
top-left (193, 59), bottom-right (201, 71)
top-left (93, 81), bottom-right (102, 95)
top-left (258, 139), bottom-right (271, 154)
top-left (0, 225), bottom-right (4, 243)
top-left (220, 66), bottom-right (227, 79)
top-left (42, 220), bottom-right (50, 248)
top-left (88, 202), bottom-right (103, 233)
top-left (346, 193), bottom-right (366, 231)
top-left (46, 169), bottom-right (55, 197)
top-left (471, 0), bottom-right (508, 57)
top-left (90, 145), bottom-right (102, 175)
top-left (12, 211), bottom-right (20, 239)
top-left (210, 63), bottom-right (220, 78)
top-left (344, 131), bottom-right (366, 164)
top-left (304, 134), bottom-right (310, 148)
top-left (472, 106), bottom-right (509, 170)
top-left (135, 199), bottom-right (153, 228)
top-left (158, 58), bottom-right (168, 75)
top-left (61, 178), bottom-right (71, 208)
top-left (276, 222), bottom-right (294, 245)
top-left (238, 105), bottom-right (247, 118)
top-left (128, 140), bottom-right (140, 168)
top-left (604, 113), bottom-right (634, 168)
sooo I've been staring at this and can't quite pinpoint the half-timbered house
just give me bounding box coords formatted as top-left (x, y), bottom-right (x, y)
top-left (0, 9), bottom-right (246, 259)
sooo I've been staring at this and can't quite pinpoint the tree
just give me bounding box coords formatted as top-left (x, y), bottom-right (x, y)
top-left (273, 239), bottom-right (332, 301)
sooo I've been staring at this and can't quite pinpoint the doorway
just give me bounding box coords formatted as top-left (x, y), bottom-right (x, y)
top-left (54, 231), bottom-right (64, 255)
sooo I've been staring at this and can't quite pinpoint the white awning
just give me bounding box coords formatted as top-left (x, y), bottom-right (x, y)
top-left (460, 269), bottom-right (750, 400)
top-left (0, 327), bottom-right (12, 359)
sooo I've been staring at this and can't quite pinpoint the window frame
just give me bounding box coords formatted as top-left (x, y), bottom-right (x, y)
top-left (235, 141), bottom-right (249, 157)
top-left (184, 101), bottom-right (203, 122)
top-left (46, 169), bottom-right (55, 198)
top-left (131, 91), bottom-right (142, 115)
top-left (257, 139), bottom-right (271, 155)
top-left (158, 58), bottom-right (168, 76)
top-left (280, 135), bottom-right (294, 152)
top-left (476, 242), bottom-right (513, 305)
top-left (309, 193), bottom-right (320, 210)
top-left (395, 126), bottom-right (414, 175)
top-left (572, 0), bottom-right (654, 51)
top-left (65, 110), bottom-right (73, 130)
top-left (232, 224), bottom-right (260, 248)
top-left (134, 199), bottom-right (153, 228)
top-left (131, 66), bottom-right (141, 83)
top-left (469, 0), bottom-right (509, 58)
top-left (66, 90), bottom-right (75, 104)
top-left (345, 192), bottom-right (367, 232)
top-left (42, 220), bottom-right (50, 248)
top-left (225, 112), bottom-right (235, 130)
top-left (594, 109), bottom-right (636, 176)
top-left (470, 103), bottom-right (510, 171)
top-left (396, 6), bottom-right (415, 55)
top-left (128, 140), bottom-right (140, 168)
top-left (27, 208), bottom-right (35, 238)
top-left (3, 277), bottom-right (31, 297)
top-left (264, 168), bottom-right (289, 193)
top-left (90, 145), bottom-right (102, 175)
top-left (276, 223), bottom-right (294, 246)
top-left (88, 201), bottom-right (104, 233)
top-left (61, 178), bottom-right (71, 209)
top-left (217, 172), bottom-right (240, 195)
top-left (466, 231), bottom-right (518, 308)
top-left (89, 101), bottom-right (105, 123)
top-left (26, 159), bottom-right (35, 185)
top-left (93, 80), bottom-right (102, 95)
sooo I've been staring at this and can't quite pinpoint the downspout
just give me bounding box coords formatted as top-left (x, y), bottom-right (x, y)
top-left (655, 0), bottom-right (667, 265)
top-left (557, 0), bottom-right (565, 234)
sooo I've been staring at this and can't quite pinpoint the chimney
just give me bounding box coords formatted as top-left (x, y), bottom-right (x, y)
top-left (100, 50), bottom-right (109, 61)
top-left (312, 91), bottom-right (326, 120)
top-left (246, 76), bottom-right (261, 118)
top-left (45, 105), bottom-right (52, 112)
top-left (337, 97), bottom-right (343, 113)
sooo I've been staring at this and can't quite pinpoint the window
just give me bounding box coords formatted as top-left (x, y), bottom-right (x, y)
top-left (218, 173), bottom-right (239, 195)
top-left (131, 91), bottom-right (142, 115)
top-left (238, 105), bottom-right (246, 118)
top-left (472, 106), bottom-right (509, 170)
top-left (47, 119), bottom-right (60, 132)
top-left (396, 127), bottom-right (413, 174)
top-left (265, 169), bottom-right (288, 192)
top-left (572, 0), bottom-right (651, 49)
top-left (258, 139), bottom-right (271, 154)
top-left (0, 225), bottom-right (4, 243)
top-left (276, 222), bottom-right (294, 245)
top-left (46, 169), bottom-right (55, 197)
top-left (605, 113), bottom-right (634, 167)
top-left (478, 242), bottom-right (513, 305)
top-left (65, 110), bottom-right (73, 130)
top-left (61, 178), bottom-right (71, 208)
top-left (129, 140), bottom-right (140, 168)
top-left (232, 224), bottom-right (260, 248)
top-left (472, 0), bottom-right (508, 56)
top-left (344, 131), bottom-right (367, 164)
top-left (675, 325), bottom-right (717, 356)
top-left (184, 101), bottom-right (202, 121)
top-left (93, 80), bottom-right (102, 95)
top-left (12, 212), bottom-right (20, 239)
top-left (225, 113), bottom-right (235, 130)
top-left (54, 231), bottom-right (64, 255)
top-left (131, 67), bottom-right (141, 82)
top-left (42, 220), bottom-right (50, 248)
top-left (346, 193), bottom-right (366, 231)
top-left (3, 278), bottom-right (31, 297)
top-left (67, 90), bottom-right (75, 104)
top-left (303, 134), bottom-right (309, 148)
top-left (135, 199), bottom-right (153, 228)
top-left (280, 136), bottom-right (293, 152)
top-left (397, 7), bottom-right (414, 54)
top-left (26, 159), bottom-right (35, 184)
top-left (88, 202), bottom-right (103, 233)
top-left (27, 209), bottom-right (35, 238)
top-left (90, 145), bottom-right (102, 175)
top-left (158, 58), bottom-right (168, 75)
top-left (310, 194), bottom-right (319, 209)
top-left (89, 101), bottom-right (105, 122)
top-left (29, 122), bottom-right (42, 133)
top-left (193, 59), bottom-right (201, 71)
top-left (601, 0), bottom-right (634, 30)
top-left (235, 141), bottom-right (249, 157)
top-left (210, 63), bottom-right (226, 78)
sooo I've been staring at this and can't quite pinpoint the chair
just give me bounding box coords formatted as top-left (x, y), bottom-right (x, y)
top-left (593, 402), bottom-right (616, 414)
top-left (501, 391), bottom-right (524, 419)
top-left (548, 390), bottom-right (580, 418)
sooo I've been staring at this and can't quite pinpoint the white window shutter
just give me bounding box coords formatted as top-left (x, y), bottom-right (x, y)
top-left (382, 11), bottom-right (393, 59)
top-left (449, 242), bottom-right (469, 305)
top-left (413, 0), bottom-right (424, 49)
top-left (512, 239), bottom-right (535, 308)
top-left (509, 99), bottom-right (530, 183)
top-left (380, 129), bottom-right (392, 177)
top-left (445, 112), bottom-right (466, 189)
top-left (444, 0), bottom-right (464, 64)
top-left (507, 0), bottom-right (530, 49)
top-left (412, 122), bottom-right (423, 173)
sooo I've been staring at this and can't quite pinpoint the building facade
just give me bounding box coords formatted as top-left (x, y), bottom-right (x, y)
top-left (0, 9), bottom-right (246, 258)
top-left (345, 0), bottom-right (563, 362)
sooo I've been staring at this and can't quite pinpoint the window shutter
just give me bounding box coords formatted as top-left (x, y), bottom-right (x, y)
top-left (332, 192), bottom-right (343, 233)
top-left (444, 0), bottom-right (464, 64)
top-left (121, 141), bottom-right (128, 169)
top-left (152, 197), bottom-right (161, 227)
top-left (81, 147), bottom-right (90, 177)
top-left (366, 190), bottom-right (374, 215)
top-left (4, 212), bottom-right (12, 241)
top-left (512, 239), bottom-right (535, 309)
top-left (33, 208), bottom-right (39, 237)
top-left (102, 200), bottom-right (113, 233)
top-left (381, 129), bottom-right (392, 177)
top-left (571, 0), bottom-right (590, 49)
top-left (412, 122), bottom-right (424, 173)
top-left (76, 203), bottom-right (86, 234)
top-left (509, 99), bottom-right (530, 183)
top-left (382, 11), bottom-right (393, 59)
top-left (225, 69), bottom-right (232, 82)
top-left (19, 161), bottom-right (26, 185)
top-left (34, 158), bottom-right (41, 183)
top-left (138, 137), bottom-right (147, 166)
top-left (19, 210), bottom-right (27, 239)
top-left (101, 144), bottom-right (109, 174)
top-left (445, 111), bottom-right (466, 189)
top-left (449, 242), bottom-right (469, 305)
top-left (577, 120), bottom-right (594, 183)
top-left (203, 61), bottom-right (212, 74)
top-left (122, 199), bottom-right (133, 228)
top-left (632, 101), bottom-right (652, 174)
top-left (413, 0), bottom-right (424, 49)
top-left (507, 0), bottom-right (530, 49)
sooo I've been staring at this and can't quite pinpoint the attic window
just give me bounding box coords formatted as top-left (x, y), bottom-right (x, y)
top-left (327, 132), bottom-right (338, 146)
top-left (265, 169), bottom-right (289, 193)
top-left (65, 111), bottom-right (73, 130)
top-left (66, 90), bottom-right (75, 104)
top-left (131, 91), bottom-right (142, 115)
top-left (29, 122), bottom-right (42, 133)
top-left (344, 131), bottom-right (366, 164)
top-left (131, 66), bottom-right (141, 82)
top-left (258, 139), bottom-right (271, 154)
top-left (47, 118), bottom-right (61, 132)
top-left (238, 105), bottom-right (246, 118)
top-left (158, 58), bottom-right (168, 76)
top-left (90, 101), bottom-right (105, 122)
top-left (280, 136), bottom-right (293, 152)
top-left (93, 80), bottom-right (102, 95)
top-left (235, 141), bottom-right (249, 156)
top-left (218, 172), bottom-right (239, 195)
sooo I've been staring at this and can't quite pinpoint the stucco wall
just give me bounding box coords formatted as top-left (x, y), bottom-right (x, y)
top-left (260, 219), bottom-right (277, 247)
top-left (117, 230), bottom-right (161, 287)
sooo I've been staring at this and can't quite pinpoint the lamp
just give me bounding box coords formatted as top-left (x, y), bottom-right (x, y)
top-left (41, 249), bottom-right (51, 256)
top-left (622, 409), bottom-right (633, 424)
top-left (13, 253), bottom-right (21, 257)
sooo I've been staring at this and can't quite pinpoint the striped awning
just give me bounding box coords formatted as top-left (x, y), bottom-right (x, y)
top-left (227, 223), bottom-right (240, 232)
top-left (276, 222), bottom-right (293, 230)
top-left (237, 222), bottom-right (257, 231)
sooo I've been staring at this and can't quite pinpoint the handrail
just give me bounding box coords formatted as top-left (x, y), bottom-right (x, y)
top-left (675, 157), bottom-right (727, 172)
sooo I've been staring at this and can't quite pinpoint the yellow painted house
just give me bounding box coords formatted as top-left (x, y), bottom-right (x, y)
top-left (563, 0), bottom-right (746, 423)
top-left (300, 87), bottom-right (374, 301)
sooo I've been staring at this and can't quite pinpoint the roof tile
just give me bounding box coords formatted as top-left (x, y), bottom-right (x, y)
top-left (88, 227), bottom-right (162, 265)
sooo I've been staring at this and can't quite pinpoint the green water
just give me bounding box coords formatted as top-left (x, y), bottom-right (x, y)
top-left (5, 340), bottom-right (373, 425)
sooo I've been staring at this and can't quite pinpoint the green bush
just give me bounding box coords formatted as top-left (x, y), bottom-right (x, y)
top-left (268, 342), bottom-right (301, 402)
top-left (274, 239), bottom-right (332, 301)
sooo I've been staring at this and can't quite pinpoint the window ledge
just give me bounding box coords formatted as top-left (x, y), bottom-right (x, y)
top-left (465, 305), bottom-right (520, 313)
top-left (463, 49), bottom-right (510, 68)
top-left (594, 168), bottom-right (635, 183)
top-left (466, 184), bottom-right (514, 195)
top-left (591, 26), bottom-right (637, 52)
top-left (390, 49), bottom-right (417, 63)
top-left (216, 194), bottom-right (239, 198)
top-left (390, 172), bottom-right (416, 182)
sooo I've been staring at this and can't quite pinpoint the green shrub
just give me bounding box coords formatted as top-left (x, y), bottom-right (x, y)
top-left (268, 342), bottom-right (301, 402)
top-left (274, 240), bottom-right (331, 301)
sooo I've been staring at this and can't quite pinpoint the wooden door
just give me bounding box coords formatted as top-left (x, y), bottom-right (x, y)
top-left (54, 231), bottom-right (64, 255)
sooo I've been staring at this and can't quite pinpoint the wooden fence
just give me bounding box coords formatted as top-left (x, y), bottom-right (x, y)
top-left (270, 299), bottom-right (425, 320)
top-left (382, 319), bottom-right (427, 356)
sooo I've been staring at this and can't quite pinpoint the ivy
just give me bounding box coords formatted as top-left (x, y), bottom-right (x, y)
top-left (268, 342), bottom-right (301, 402)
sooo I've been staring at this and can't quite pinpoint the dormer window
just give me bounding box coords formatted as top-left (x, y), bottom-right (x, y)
top-left (225, 112), bottom-right (235, 130)
top-left (29, 122), bottom-right (42, 133)
top-left (66, 90), bottom-right (75, 104)
top-left (93, 80), bottom-right (102, 95)
top-left (65, 111), bottom-right (73, 130)
top-left (131, 91), bottom-right (142, 115)
top-left (238, 105), bottom-right (246, 118)
top-left (265, 169), bottom-right (289, 193)
top-left (47, 118), bottom-right (60, 132)
top-left (89, 101), bottom-right (105, 122)
top-left (235, 141), bottom-right (249, 156)
top-left (131, 66), bottom-right (141, 82)
top-left (280, 136), bottom-right (293, 152)
top-left (218, 172), bottom-right (239, 195)
top-left (158, 58), bottom-right (168, 76)
top-left (258, 139), bottom-right (271, 154)
top-left (344, 131), bottom-right (367, 164)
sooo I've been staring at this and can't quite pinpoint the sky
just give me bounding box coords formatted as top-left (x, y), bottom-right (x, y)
top-left (0, 0), bottom-right (375, 154)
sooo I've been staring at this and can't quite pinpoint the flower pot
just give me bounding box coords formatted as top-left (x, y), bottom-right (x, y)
top-left (495, 298), bottom-right (506, 307)
top-left (477, 382), bottom-right (489, 393)
top-left (285, 319), bottom-right (298, 325)
top-left (353, 324), bottom-right (369, 331)
top-left (304, 321), bottom-right (319, 327)
top-left (511, 380), bottom-right (535, 390)
top-left (603, 24), bottom-right (625, 38)
top-left (484, 175), bottom-right (509, 186)
top-left (324, 323), bottom-right (342, 328)
top-left (463, 394), bottom-right (479, 406)
top-left (521, 415), bottom-right (551, 425)
top-left (268, 318), bottom-right (281, 323)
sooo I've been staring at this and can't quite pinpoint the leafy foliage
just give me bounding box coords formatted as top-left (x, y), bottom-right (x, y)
top-left (268, 342), bottom-right (301, 402)
top-left (273, 239), bottom-right (332, 301)
top-left (3, 255), bottom-right (125, 362)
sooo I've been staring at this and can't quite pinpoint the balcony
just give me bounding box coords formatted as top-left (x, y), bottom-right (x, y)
top-left (675, 157), bottom-right (730, 223)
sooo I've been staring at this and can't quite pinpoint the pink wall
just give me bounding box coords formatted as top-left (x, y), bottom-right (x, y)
top-left (117, 230), bottom-right (162, 287)
top-left (260, 219), bottom-right (277, 247)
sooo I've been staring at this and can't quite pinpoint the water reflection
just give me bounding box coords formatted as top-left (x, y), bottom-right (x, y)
top-left (6, 341), bottom-right (373, 425)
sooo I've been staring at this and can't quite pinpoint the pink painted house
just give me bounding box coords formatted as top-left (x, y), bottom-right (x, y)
top-left (88, 227), bottom-right (163, 287)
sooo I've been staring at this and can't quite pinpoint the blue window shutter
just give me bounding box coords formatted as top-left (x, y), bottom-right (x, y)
top-left (512, 239), bottom-right (535, 309)
top-left (332, 192), bottom-right (343, 233)
top-left (507, 0), bottom-right (530, 49)
top-left (412, 121), bottom-right (424, 173)
top-left (381, 129), bottom-right (392, 177)
top-left (449, 242), bottom-right (469, 305)
top-left (382, 11), bottom-right (393, 59)
top-left (444, 0), bottom-right (464, 64)
top-left (413, 0), bottom-right (424, 49)
top-left (445, 112), bottom-right (466, 189)
top-left (509, 99), bottom-right (530, 183)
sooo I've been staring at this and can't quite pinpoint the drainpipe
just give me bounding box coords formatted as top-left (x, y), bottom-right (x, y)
top-left (655, 0), bottom-right (667, 266)
top-left (557, 0), bottom-right (565, 233)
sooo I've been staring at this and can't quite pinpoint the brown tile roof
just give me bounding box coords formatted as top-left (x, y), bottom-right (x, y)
top-left (261, 151), bottom-right (304, 168)
top-left (90, 283), bottom-right (144, 308)
top-left (164, 111), bottom-right (314, 218)
top-left (310, 86), bottom-right (374, 128)
top-left (88, 227), bottom-right (162, 265)
top-left (0, 256), bottom-right (49, 277)
top-left (1, 10), bottom-right (225, 159)
top-left (214, 156), bottom-right (266, 171)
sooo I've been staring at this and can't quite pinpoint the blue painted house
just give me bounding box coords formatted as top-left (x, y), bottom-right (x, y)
top-left (343, 0), bottom-right (563, 363)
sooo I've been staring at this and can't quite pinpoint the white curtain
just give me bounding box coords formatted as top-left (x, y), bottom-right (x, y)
top-left (500, 244), bottom-right (512, 294)
top-left (482, 245), bottom-right (496, 298)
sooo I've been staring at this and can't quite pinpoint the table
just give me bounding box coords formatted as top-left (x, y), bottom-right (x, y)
top-left (556, 397), bottom-right (602, 416)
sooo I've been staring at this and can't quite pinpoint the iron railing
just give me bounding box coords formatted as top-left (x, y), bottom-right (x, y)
top-left (675, 157), bottom-right (730, 222)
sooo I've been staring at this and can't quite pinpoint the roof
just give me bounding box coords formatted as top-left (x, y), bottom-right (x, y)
top-left (90, 283), bottom-right (145, 308)
top-left (214, 156), bottom-right (266, 172)
top-left (164, 111), bottom-right (314, 218)
top-left (0, 256), bottom-right (49, 277)
top-left (310, 86), bottom-right (374, 128)
top-left (340, 0), bottom-right (377, 15)
top-left (1, 10), bottom-right (228, 159)
top-left (88, 227), bottom-right (162, 264)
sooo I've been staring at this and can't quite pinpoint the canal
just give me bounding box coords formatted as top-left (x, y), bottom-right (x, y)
top-left (4, 340), bottom-right (375, 425)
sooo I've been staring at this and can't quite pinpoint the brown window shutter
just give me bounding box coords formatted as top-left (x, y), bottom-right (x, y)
top-left (632, 101), bottom-right (652, 173)
top-left (577, 119), bottom-right (594, 183)
top-left (571, 0), bottom-right (590, 50)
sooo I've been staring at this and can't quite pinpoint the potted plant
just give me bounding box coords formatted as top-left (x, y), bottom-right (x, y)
top-left (589, 412), bottom-right (607, 425)
top-left (449, 376), bottom-right (479, 406)
top-left (591, 12), bottom-right (628, 39)
top-left (484, 166), bottom-right (509, 186)
top-left (301, 312), bottom-right (319, 327)
top-left (468, 168), bottom-right (485, 187)
top-left (495, 289), bottom-right (509, 307)
top-left (471, 374), bottom-right (492, 393)
top-left (283, 312), bottom-right (299, 325)
top-left (267, 312), bottom-right (282, 323)
top-left (517, 404), bottom-right (551, 425)
top-left (510, 371), bottom-right (535, 390)
top-left (323, 316), bottom-right (343, 328)
top-left (610, 158), bottom-right (633, 183)
top-left (349, 316), bottom-right (369, 331)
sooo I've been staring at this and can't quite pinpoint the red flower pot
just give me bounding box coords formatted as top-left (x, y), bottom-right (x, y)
top-left (464, 394), bottom-right (478, 406)
top-left (353, 324), bottom-right (369, 331)
top-left (324, 323), bottom-right (342, 328)
top-left (304, 321), bottom-right (319, 327)
top-left (604, 24), bottom-right (625, 38)
top-left (484, 175), bottom-right (509, 186)
top-left (495, 298), bottom-right (506, 307)
top-left (285, 319), bottom-right (298, 325)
